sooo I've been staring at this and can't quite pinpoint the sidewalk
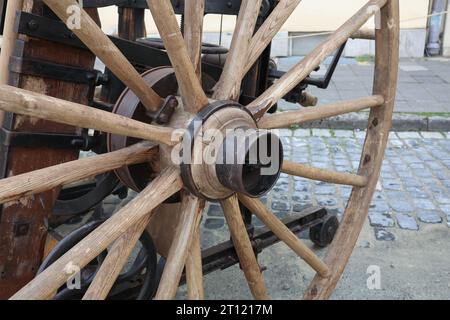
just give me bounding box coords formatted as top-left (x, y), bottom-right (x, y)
top-left (277, 56), bottom-right (450, 131)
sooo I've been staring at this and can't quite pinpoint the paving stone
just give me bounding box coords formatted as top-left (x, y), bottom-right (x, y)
top-left (382, 179), bottom-right (403, 191)
top-left (370, 201), bottom-right (390, 213)
top-left (439, 204), bottom-right (450, 216)
top-left (406, 187), bottom-right (429, 199)
top-left (204, 218), bottom-right (225, 230)
top-left (207, 204), bottom-right (223, 217)
top-left (293, 203), bottom-right (311, 212)
top-left (420, 132), bottom-right (445, 139)
top-left (293, 129), bottom-right (311, 137)
top-left (434, 195), bottom-right (450, 205)
top-left (369, 212), bottom-right (395, 228)
top-left (333, 130), bottom-right (355, 138)
top-left (277, 129), bottom-right (293, 137)
top-left (388, 198), bottom-right (414, 213)
top-left (274, 210), bottom-right (289, 220)
top-left (396, 213), bottom-right (419, 230)
top-left (291, 194), bottom-right (310, 202)
top-left (315, 185), bottom-right (336, 195)
top-left (294, 180), bottom-right (310, 192)
top-left (316, 196), bottom-right (338, 207)
top-left (374, 228), bottom-right (396, 241)
top-left (399, 65), bottom-right (428, 72)
top-left (271, 201), bottom-right (291, 212)
top-left (397, 132), bottom-right (422, 139)
top-left (355, 130), bottom-right (366, 139)
top-left (312, 129), bottom-right (332, 137)
top-left (413, 198), bottom-right (436, 210)
top-left (417, 210), bottom-right (443, 224)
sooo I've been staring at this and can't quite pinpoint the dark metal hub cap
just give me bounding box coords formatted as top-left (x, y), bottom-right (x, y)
top-left (180, 101), bottom-right (284, 201)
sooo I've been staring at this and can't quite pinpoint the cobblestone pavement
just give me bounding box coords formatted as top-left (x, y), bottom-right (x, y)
top-left (103, 129), bottom-right (450, 299)
top-left (201, 129), bottom-right (450, 246)
top-left (277, 57), bottom-right (450, 114)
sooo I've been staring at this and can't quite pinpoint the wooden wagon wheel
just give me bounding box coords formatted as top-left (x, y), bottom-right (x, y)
top-left (0, 0), bottom-right (399, 300)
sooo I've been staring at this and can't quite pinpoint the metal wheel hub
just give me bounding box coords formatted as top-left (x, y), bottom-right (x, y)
top-left (107, 67), bottom-right (178, 192)
top-left (180, 101), bottom-right (284, 201)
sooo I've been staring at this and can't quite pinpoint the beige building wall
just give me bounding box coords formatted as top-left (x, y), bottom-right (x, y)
top-left (98, 0), bottom-right (430, 34)
top-left (283, 0), bottom-right (429, 32)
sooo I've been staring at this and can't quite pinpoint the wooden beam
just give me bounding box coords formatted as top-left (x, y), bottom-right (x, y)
top-left (184, 0), bottom-right (205, 81)
top-left (155, 194), bottom-right (204, 300)
top-left (258, 96), bottom-right (384, 129)
top-left (247, 0), bottom-right (388, 119)
top-left (305, 0), bottom-right (400, 300)
top-left (82, 214), bottom-right (152, 300)
top-left (221, 195), bottom-right (269, 300)
top-left (146, 0), bottom-right (209, 113)
top-left (0, 142), bottom-right (156, 205)
top-left (0, 85), bottom-right (178, 146)
top-left (10, 167), bottom-right (183, 300)
top-left (213, 0), bottom-right (263, 101)
top-left (282, 160), bottom-right (368, 187)
top-left (42, 0), bottom-right (162, 112)
top-left (238, 195), bottom-right (330, 278)
top-left (0, 0), bottom-right (24, 125)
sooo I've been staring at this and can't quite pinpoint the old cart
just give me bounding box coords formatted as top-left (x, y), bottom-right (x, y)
top-left (0, 0), bottom-right (398, 299)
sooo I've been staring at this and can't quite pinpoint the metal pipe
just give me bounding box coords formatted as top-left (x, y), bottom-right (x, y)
top-left (427, 0), bottom-right (447, 56)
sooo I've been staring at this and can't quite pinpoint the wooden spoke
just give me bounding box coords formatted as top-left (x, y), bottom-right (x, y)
top-left (247, 0), bottom-right (387, 119)
top-left (0, 0), bottom-right (23, 84)
top-left (186, 199), bottom-right (206, 300)
top-left (0, 85), bottom-right (178, 146)
top-left (259, 96), bottom-right (384, 129)
top-left (351, 28), bottom-right (376, 40)
top-left (82, 214), bottom-right (152, 300)
top-left (220, 195), bottom-right (269, 300)
top-left (238, 195), bottom-right (330, 278)
top-left (305, 0), bottom-right (399, 300)
top-left (0, 0), bottom-right (24, 125)
top-left (155, 194), bottom-right (204, 300)
top-left (213, 0), bottom-right (263, 101)
top-left (186, 229), bottom-right (204, 300)
top-left (10, 167), bottom-right (183, 300)
top-left (146, 0), bottom-right (209, 113)
top-left (42, 0), bottom-right (162, 112)
top-left (244, 0), bottom-right (302, 75)
top-left (283, 161), bottom-right (368, 187)
top-left (0, 142), bottom-right (156, 205)
top-left (184, 0), bottom-right (205, 80)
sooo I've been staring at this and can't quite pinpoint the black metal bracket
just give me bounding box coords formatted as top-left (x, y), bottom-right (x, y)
top-left (269, 42), bottom-right (347, 91)
top-left (9, 56), bottom-right (107, 86)
top-left (82, 0), bottom-right (244, 16)
top-left (0, 0), bottom-right (6, 35)
top-left (303, 42), bottom-right (347, 89)
top-left (149, 95), bottom-right (179, 125)
top-left (0, 128), bottom-right (96, 150)
top-left (15, 11), bottom-right (223, 80)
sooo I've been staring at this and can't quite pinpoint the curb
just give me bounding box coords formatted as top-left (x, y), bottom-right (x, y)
top-left (302, 113), bottom-right (450, 132)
